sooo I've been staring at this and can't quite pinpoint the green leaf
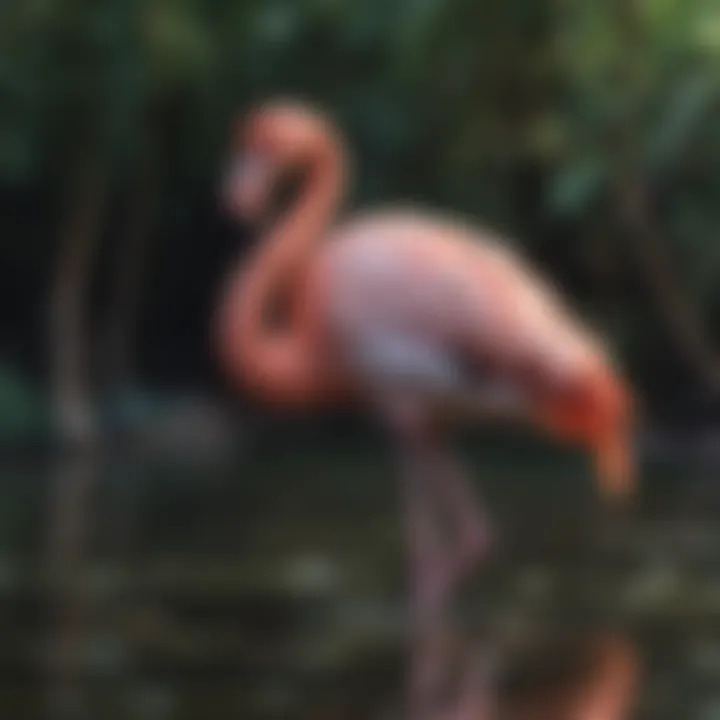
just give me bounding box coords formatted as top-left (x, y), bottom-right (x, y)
top-left (650, 72), bottom-right (720, 167)
top-left (0, 365), bottom-right (45, 438)
top-left (548, 159), bottom-right (607, 216)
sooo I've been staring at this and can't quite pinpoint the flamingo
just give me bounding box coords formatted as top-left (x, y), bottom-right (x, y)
top-left (215, 100), bottom-right (635, 623)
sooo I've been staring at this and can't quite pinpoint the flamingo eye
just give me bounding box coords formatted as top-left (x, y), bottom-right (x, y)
top-left (221, 150), bottom-right (276, 219)
top-left (241, 151), bottom-right (272, 180)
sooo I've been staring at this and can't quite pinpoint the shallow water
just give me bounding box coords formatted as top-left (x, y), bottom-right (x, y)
top-left (1, 439), bottom-right (719, 719)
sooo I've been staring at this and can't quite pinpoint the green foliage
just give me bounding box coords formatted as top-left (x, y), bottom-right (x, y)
top-left (544, 0), bottom-right (720, 375)
top-left (0, 365), bottom-right (46, 439)
top-left (549, 158), bottom-right (608, 217)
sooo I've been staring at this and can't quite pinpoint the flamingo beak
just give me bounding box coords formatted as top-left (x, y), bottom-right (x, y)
top-left (535, 371), bottom-right (637, 507)
top-left (222, 152), bottom-right (275, 220)
top-left (588, 374), bottom-right (637, 507)
top-left (593, 427), bottom-right (635, 506)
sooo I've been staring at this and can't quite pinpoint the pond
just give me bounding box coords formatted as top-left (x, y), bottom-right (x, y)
top-left (0, 436), bottom-right (719, 719)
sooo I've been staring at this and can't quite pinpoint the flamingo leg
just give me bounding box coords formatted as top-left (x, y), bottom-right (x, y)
top-left (385, 397), bottom-right (491, 621)
top-left (406, 621), bottom-right (456, 720)
top-left (428, 450), bottom-right (493, 589)
top-left (398, 428), bottom-right (449, 624)
top-left (378, 395), bottom-right (494, 720)
top-left (406, 623), bottom-right (497, 720)
top-left (450, 638), bottom-right (497, 720)
top-left (388, 406), bottom-right (450, 720)
top-left (411, 437), bottom-right (493, 619)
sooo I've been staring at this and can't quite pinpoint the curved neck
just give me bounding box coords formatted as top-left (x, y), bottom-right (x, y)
top-left (220, 134), bottom-right (346, 404)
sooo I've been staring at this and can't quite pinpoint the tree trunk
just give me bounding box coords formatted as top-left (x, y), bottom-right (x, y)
top-left (617, 183), bottom-right (720, 390)
top-left (101, 128), bottom-right (160, 400)
top-left (49, 146), bottom-right (108, 444)
top-left (43, 446), bottom-right (98, 720)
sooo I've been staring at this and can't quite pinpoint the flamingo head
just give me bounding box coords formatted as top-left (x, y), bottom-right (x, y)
top-left (222, 100), bottom-right (339, 220)
top-left (538, 358), bottom-right (637, 507)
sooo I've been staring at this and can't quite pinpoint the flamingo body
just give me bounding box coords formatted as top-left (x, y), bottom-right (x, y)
top-left (306, 208), bottom-right (602, 421)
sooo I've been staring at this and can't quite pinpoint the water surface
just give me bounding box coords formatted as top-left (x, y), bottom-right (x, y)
top-left (0, 440), bottom-right (718, 719)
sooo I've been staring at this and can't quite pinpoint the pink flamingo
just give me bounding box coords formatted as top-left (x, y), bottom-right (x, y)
top-left (215, 101), bottom-right (635, 623)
